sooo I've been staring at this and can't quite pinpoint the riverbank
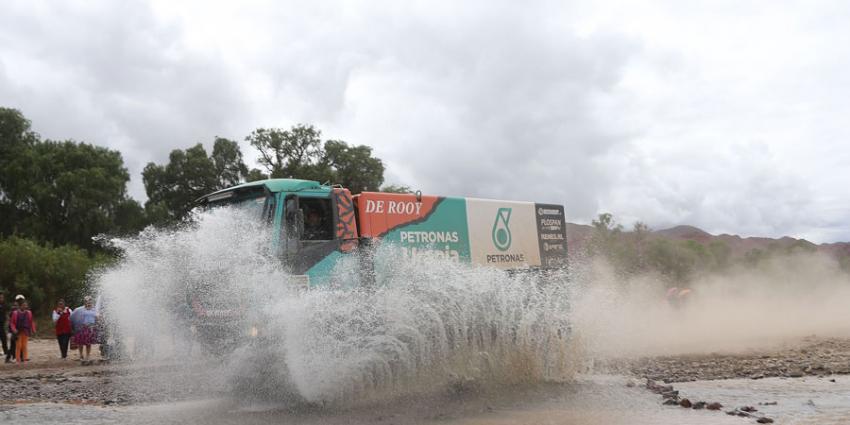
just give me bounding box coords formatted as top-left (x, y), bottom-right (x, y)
top-left (599, 336), bottom-right (850, 383)
top-left (3, 336), bottom-right (850, 420)
top-left (0, 339), bottom-right (222, 405)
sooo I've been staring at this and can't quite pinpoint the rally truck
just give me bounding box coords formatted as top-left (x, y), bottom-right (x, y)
top-left (189, 178), bottom-right (571, 396)
top-left (195, 178), bottom-right (569, 287)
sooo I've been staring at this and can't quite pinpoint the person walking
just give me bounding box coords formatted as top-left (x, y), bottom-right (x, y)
top-left (53, 299), bottom-right (73, 360)
top-left (0, 293), bottom-right (8, 361)
top-left (10, 299), bottom-right (36, 364)
top-left (5, 299), bottom-right (18, 363)
top-left (71, 296), bottom-right (98, 363)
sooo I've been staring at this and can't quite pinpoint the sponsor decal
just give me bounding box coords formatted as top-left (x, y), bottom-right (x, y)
top-left (491, 208), bottom-right (512, 251)
top-left (467, 199), bottom-right (541, 268)
top-left (378, 197), bottom-right (471, 263)
top-left (355, 192), bottom-right (442, 238)
top-left (534, 203), bottom-right (568, 268)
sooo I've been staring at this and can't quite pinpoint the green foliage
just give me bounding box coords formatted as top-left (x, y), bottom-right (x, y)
top-left (0, 236), bottom-right (108, 316)
top-left (588, 213), bottom-right (739, 283)
top-left (247, 124), bottom-right (384, 193)
top-left (0, 108), bottom-right (143, 250)
top-left (381, 184), bottom-right (413, 193)
top-left (320, 140), bottom-right (384, 193)
top-left (247, 125), bottom-right (323, 179)
top-left (245, 168), bottom-right (269, 182)
top-left (143, 138), bottom-right (248, 223)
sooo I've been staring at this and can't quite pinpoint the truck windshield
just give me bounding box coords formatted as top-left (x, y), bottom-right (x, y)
top-left (203, 190), bottom-right (274, 223)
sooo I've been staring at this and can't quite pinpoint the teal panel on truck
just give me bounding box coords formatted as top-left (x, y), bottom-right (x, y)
top-left (381, 197), bottom-right (471, 262)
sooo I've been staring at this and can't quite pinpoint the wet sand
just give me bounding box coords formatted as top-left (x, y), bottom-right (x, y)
top-left (3, 337), bottom-right (850, 424)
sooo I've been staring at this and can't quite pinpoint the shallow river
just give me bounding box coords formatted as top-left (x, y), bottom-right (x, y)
top-left (5, 374), bottom-right (850, 425)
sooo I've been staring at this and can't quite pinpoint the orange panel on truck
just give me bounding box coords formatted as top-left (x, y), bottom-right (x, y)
top-left (353, 192), bottom-right (443, 238)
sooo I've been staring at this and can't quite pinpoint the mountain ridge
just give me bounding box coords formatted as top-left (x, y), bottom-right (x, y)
top-left (565, 223), bottom-right (850, 259)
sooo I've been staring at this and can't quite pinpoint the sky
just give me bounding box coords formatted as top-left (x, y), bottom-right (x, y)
top-left (1, 0), bottom-right (848, 242)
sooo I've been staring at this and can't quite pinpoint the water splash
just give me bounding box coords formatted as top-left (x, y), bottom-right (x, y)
top-left (95, 208), bottom-right (576, 405)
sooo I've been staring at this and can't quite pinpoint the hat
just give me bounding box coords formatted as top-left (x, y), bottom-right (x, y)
top-left (14, 294), bottom-right (25, 301)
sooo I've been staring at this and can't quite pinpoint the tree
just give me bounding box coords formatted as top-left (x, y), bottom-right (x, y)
top-left (211, 137), bottom-right (248, 189)
top-left (1, 108), bottom-right (146, 250)
top-left (0, 236), bottom-right (110, 316)
top-left (247, 125), bottom-right (323, 178)
top-left (247, 124), bottom-right (386, 192)
top-left (588, 212), bottom-right (623, 257)
top-left (381, 184), bottom-right (413, 193)
top-left (320, 140), bottom-right (384, 193)
top-left (143, 140), bottom-right (248, 224)
top-left (245, 168), bottom-right (269, 182)
top-left (0, 108), bottom-right (39, 233)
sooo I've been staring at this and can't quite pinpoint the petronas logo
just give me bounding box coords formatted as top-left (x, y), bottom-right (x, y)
top-left (492, 208), bottom-right (512, 251)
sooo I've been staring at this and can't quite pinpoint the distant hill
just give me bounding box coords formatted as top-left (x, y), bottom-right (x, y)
top-left (565, 222), bottom-right (850, 259)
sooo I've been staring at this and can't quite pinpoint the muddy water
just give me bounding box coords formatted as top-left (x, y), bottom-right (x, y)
top-left (3, 374), bottom-right (809, 425)
top-left (677, 376), bottom-right (850, 424)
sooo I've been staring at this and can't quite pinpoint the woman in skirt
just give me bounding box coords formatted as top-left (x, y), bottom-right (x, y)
top-left (71, 296), bottom-right (99, 363)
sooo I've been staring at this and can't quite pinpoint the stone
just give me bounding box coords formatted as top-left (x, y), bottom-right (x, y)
top-left (706, 402), bottom-right (723, 410)
top-left (692, 401), bottom-right (706, 409)
top-left (663, 399), bottom-right (679, 405)
top-left (661, 390), bottom-right (679, 399)
top-left (740, 406), bottom-right (758, 412)
top-left (756, 418), bottom-right (774, 424)
top-left (679, 399), bottom-right (692, 408)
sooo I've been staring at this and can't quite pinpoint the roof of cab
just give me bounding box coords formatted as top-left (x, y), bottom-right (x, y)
top-left (197, 178), bottom-right (328, 203)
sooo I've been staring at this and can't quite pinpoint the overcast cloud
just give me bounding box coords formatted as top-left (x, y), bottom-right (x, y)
top-left (1, 0), bottom-right (848, 242)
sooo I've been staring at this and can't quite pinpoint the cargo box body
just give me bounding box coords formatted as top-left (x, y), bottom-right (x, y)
top-left (354, 192), bottom-right (568, 270)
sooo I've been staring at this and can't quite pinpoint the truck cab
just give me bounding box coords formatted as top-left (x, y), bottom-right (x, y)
top-left (196, 178), bottom-right (360, 287)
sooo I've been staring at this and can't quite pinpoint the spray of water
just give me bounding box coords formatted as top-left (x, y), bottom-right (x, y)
top-left (95, 208), bottom-right (576, 406)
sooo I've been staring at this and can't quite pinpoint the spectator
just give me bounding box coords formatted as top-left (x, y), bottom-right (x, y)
top-left (71, 296), bottom-right (98, 363)
top-left (4, 300), bottom-right (17, 363)
top-left (10, 299), bottom-right (36, 364)
top-left (0, 293), bottom-right (8, 361)
top-left (53, 299), bottom-right (73, 360)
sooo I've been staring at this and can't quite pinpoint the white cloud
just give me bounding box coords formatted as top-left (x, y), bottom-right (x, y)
top-left (1, 0), bottom-right (848, 241)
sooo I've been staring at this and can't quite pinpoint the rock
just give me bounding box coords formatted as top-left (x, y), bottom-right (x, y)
top-left (679, 399), bottom-right (692, 408)
top-left (663, 399), bottom-right (679, 405)
top-left (726, 410), bottom-right (737, 416)
top-left (830, 378), bottom-right (836, 382)
top-left (758, 401), bottom-right (778, 406)
top-left (661, 390), bottom-right (679, 399)
top-left (756, 418), bottom-right (774, 424)
top-left (626, 380), bottom-right (636, 388)
top-left (741, 406), bottom-right (758, 412)
top-left (788, 369), bottom-right (804, 378)
top-left (692, 401), bottom-right (706, 409)
top-left (706, 402), bottom-right (723, 410)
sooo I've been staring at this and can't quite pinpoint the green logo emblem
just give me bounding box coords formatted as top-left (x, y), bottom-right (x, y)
top-left (492, 208), bottom-right (512, 251)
